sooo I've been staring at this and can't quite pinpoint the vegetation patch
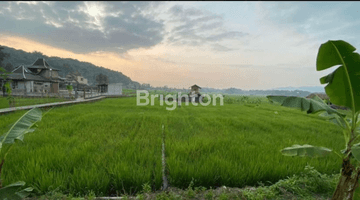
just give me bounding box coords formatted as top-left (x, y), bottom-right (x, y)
top-left (0, 97), bottom-right (344, 197)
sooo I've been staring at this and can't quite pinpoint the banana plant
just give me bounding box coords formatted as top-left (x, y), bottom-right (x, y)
top-left (0, 108), bottom-right (43, 199)
top-left (267, 40), bottom-right (360, 200)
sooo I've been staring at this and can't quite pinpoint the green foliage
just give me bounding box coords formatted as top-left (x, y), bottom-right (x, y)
top-left (223, 95), bottom-right (268, 105)
top-left (268, 40), bottom-right (360, 199)
top-left (205, 189), bottom-right (214, 200)
top-left (142, 182), bottom-right (152, 193)
top-left (316, 40), bottom-right (360, 113)
top-left (66, 85), bottom-right (73, 91)
top-left (0, 181), bottom-right (33, 200)
top-left (0, 108), bottom-right (42, 199)
top-left (267, 95), bottom-right (344, 116)
top-left (0, 108), bottom-right (42, 147)
top-left (281, 144), bottom-right (332, 157)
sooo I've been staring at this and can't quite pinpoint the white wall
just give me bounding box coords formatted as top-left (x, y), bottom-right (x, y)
top-left (106, 83), bottom-right (122, 95)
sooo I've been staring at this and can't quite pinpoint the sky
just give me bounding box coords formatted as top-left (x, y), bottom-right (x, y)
top-left (0, 1), bottom-right (359, 90)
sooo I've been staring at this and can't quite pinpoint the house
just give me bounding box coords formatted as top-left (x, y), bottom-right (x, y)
top-left (0, 58), bottom-right (65, 94)
top-left (66, 71), bottom-right (88, 85)
top-left (306, 93), bottom-right (329, 101)
top-left (190, 84), bottom-right (201, 94)
top-left (306, 92), bottom-right (348, 110)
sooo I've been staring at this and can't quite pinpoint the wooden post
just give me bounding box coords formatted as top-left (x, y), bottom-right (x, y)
top-left (161, 125), bottom-right (168, 190)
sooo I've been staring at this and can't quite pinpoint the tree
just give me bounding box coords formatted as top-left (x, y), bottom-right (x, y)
top-left (67, 73), bottom-right (79, 99)
top-left (4, 63), bottom-right (13, 72)
top-left (0, 47), bottom-right (9, 67)
top-left (267, 40), bottom-right (360, 199)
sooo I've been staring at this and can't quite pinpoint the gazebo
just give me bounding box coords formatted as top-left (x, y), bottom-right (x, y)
top-left (190, 84), bottom-right (201, 94)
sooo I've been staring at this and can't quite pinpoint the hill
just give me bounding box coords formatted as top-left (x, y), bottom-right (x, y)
top-left (0, 45), bottom-right (134, 86)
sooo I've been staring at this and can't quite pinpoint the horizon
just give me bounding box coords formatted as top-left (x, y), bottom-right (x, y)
top-left (0, 2), bottom-right (358, 90)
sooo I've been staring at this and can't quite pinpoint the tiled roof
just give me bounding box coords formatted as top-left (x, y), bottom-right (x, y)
top-left (27, 58), bottom-right (60, 71)
top-left (8, 73), bottom-right (50, 82)
top-left (191, 84), bottom-right (201, 89)
top-left (0, 65), bottom-right (52, 82)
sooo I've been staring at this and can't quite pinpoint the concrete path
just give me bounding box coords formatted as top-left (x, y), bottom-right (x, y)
top-left (0, 96), bottom-right (106, 115)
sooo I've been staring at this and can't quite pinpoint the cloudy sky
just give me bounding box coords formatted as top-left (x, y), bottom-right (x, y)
top-left (0, 1), bottom-right (359, 89)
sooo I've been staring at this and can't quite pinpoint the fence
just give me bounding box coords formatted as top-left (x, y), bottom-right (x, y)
top-left (1, 89), bottom-right (102, 99)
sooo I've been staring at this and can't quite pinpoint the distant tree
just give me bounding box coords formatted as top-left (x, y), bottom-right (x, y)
top-left (32, 51), bottom-right (44, 57)
top-left (0, 47), bottom-right (9, 67)
top-left (4, 63), bottom-right (13, 72)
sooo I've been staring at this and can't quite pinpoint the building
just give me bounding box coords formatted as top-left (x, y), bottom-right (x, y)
top-left (96, 73), bottom-right (109, 93)
top-left (66, 71), bottom-right (88, 85)
top-left (306, 93), bottom-right (329, 100)
top-left (0, 58), bottom-right (65, 94)
top-left (104, 83), bottom-right (122, 95)
top-left (190, 84), bottom-right (201, 94)
top-left (189, 84), bottom-right (202, 103)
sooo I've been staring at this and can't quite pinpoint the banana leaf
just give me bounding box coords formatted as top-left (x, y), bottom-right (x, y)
top-left (0, 108), bottom-right (42, 149)
top-left (317, 40), bottom-right (360, 113)
top-left (267, 95), bottom-right (345, 116)
top-left (281, 144), bottom-right (332, 157)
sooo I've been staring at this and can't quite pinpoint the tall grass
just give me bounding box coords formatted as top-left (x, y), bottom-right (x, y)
top-left (0, 97), bottom-right (343, 196)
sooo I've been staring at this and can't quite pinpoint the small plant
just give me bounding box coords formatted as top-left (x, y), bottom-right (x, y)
top-left (85, 190), bottom-right (96, 200)
top-left (136, 193), bottom-right (145, 200)
top-left (205, 189), bottom-right (214, 200)
top-left (3, 81), bottom-right (15, 107)
top-left (66, 85), bottom-right (73, 99)
top-left (218, 192), bottom-right (228, 200)
top-left (142, 182), bottom-right (152, 194)
top-left (186, 178), bottom-right (195, 198)
top-left (155, 192), bottom-right (169, 200)
top-left (122, 194), bottom-right (129, 200)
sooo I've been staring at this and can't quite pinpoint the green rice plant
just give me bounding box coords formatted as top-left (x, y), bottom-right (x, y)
top-left (0, 97), bottom-right (344, 196)
top-left (267, 40), bottom-right (360, 199)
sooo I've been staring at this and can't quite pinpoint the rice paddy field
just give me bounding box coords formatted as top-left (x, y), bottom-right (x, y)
top-left (0, 96), bottom-right (344, 197)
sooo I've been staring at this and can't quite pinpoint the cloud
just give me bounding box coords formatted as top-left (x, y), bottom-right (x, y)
top-left (0, 1), bottom-right (165, 53)
top-left (165, 4), bottom-right (248, 50)
top-left (257, 2), bottom-right (360, 47)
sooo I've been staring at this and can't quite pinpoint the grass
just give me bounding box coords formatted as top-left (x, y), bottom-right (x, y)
top-left (0, 96), bottom-right (67, 109)
top-left (0, 97), bottom-right (344, 197)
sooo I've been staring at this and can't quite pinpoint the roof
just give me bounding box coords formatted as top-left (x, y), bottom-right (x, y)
top-left (306, 93), bottom-right (329, 100)
top-left (191, 84), bottom-right (201, 89)
top-left (12, 65), bottom-right (31, 76)
top-left (7, 73), bottom-right (51, 82)
top-left (27, 58), bottom-right (60, 71)
top-left (0, 65), bottom-right (53, 82)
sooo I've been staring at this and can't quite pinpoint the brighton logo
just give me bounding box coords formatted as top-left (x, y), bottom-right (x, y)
top-left (136, 90), bottom-right (224, 111)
